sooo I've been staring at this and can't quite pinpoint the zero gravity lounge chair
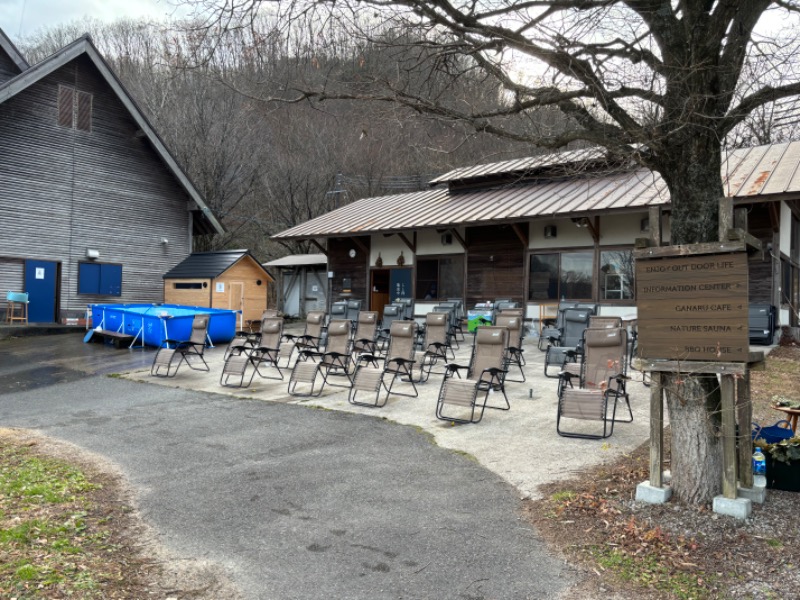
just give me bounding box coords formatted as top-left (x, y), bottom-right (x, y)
top-left (494, 313), bottom-right (525, 383)
top-left (417, 311), bottom-right (453, 382)
top-left (351, 311), bottom-right (379, 358)
top-left (435, 326), bottom-right (509, 425)
top-left (220, 317), bottom-right (285, 387)
top-left (556, 327), bottom-right (633, 439)
top-left (543, 308), bottom-right (592, 377)
top-left (348, 319), bottom-right (419, 407)
top-left (150, 314), bottom-right (211, 377)
top-left (287, 319), bottom-right (353, 397)
top-left (283, 310), bottom-right (327, 365)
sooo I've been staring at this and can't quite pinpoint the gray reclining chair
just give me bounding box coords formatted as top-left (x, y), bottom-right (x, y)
top-left (544, 308), bottom-right (592, 377)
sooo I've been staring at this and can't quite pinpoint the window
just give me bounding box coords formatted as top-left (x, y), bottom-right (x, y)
top-left (599, 249), bottom-right (635, 300)
top-left (529, 251), bottom-right (593, 300)
top-left (174, 282), bottom-right (204, 290)
top-left (415, 255), bottom-right (464, 300)
top-left (78, 262), bottom-right (122, 296)
top-left (58, 85), bottom-right (92, 132)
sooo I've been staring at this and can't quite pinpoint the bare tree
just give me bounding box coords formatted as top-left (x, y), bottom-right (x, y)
top-left (182, 0), bottom-right (800, 504)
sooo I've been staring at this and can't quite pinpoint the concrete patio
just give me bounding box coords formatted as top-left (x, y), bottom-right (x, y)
top-left (126, 325), bottom-right (654, 500)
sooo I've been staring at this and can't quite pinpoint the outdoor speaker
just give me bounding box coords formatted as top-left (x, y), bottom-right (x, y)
top-left (544, 225), bottom-right (557, 239)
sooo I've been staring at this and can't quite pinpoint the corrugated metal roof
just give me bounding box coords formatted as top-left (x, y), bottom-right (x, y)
top-left (164, 250), bottom-right (269, 279)
top-left (264, 253), bottom-right (327, 267)
top-left (274, 142), bottom-right (800, 240)
top-left (429, 146), bottom-right (611, 184)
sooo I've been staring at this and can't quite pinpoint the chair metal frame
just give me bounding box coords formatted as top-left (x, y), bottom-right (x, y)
top-left (150, 314), bottom-right (211, 377)
top-left (220, 317), bottom-right (285, 387)
top-left (418, 311), bottom-right (453, 382)
top-left (283, 310), bottom-right (327, 366)
top-left (352, 311), bottom-right (379, 358)
top-left (348, 320), bottom-right (419, 407)
top-left (495, 313), bottom-right (525, 382)
top-left (288, 319), bottom-right (353, 397)
top-left (544, 308), bottom-right (593, 378)
top-left (435, 326), bottom-right (509, 424)
top-left (556, 326), bottom-right (633, 439)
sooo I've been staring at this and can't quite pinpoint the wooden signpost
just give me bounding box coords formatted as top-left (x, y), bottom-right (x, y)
top-left (634, 240), bottom-right (763, 511)
top-left (635, 251), bottom-right (749, 362)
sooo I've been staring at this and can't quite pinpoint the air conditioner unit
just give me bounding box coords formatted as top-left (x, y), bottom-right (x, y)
top-left (544, 225), bottom-right (557, 239)
top-left (441, 233), bottom-right (453, 245)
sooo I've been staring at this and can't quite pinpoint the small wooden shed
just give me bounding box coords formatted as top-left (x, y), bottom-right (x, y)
top-left (163, 250), bottom-right (273, 327)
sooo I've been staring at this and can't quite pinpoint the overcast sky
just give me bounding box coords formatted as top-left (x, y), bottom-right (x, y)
top-left (0, 0), bottom-right (190, 41)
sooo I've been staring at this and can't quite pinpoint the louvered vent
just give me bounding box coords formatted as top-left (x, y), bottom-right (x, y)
top-left (57, 85), bottom-right (92, 132)
top-left (76, 91), bottom-right (92, 132)
top-left (57, 85), bottom-right (74, 127)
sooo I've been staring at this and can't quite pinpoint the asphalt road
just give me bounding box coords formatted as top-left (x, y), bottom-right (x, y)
top-left (0, 335), bottom-right (577, 599)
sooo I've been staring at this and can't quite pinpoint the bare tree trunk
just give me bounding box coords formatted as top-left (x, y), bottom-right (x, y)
top-left (663, 374), bottom-right (723, 504)
top-left (646, 133), bottom-right (729, 504)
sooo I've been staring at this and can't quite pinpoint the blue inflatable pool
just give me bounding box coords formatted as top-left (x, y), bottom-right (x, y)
top-left (89, 303), bottom-right (237, 347)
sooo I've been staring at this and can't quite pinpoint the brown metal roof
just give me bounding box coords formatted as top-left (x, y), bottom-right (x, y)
top-left (273, 142), bottom-right (800, 240)
top-left (429, 146), bottom-right (612, 184)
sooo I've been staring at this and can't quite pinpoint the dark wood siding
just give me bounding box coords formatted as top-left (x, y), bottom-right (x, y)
top-left (0, 55), bottom-right (195, 319)
top-left (0, 48), bottom-right (21, 83)
top-left (747, 204), bottom-right (776, 303)
top-left (465, 224), bottom-right (527, 306)
top-left (328, 238), bottom-right (370, 301)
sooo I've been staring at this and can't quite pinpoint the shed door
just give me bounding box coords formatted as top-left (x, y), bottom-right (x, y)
top-left (230, 282), bottom-right (244, 329)
top-left (24, 260), bottom-right (59, 323)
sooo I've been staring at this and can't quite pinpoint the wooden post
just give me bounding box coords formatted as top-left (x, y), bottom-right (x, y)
top-left (719, 197), bottom-right (734, 241)
top-left (720, 374), bottom-right (738, 499)
top-left (649, 372), bottom-right (664, 488)
top-left (648, 206), bottom-right (661, 246)
top-left (737, 370), bottom-right (754, 488)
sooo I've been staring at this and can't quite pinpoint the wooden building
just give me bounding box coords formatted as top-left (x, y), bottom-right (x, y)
top-left (163, 250), bottom-right (273, 327)
top-left (263, 253), bottom-right (328, 318)
top-left (273, 143), bottom-right (800, 335)
top-left (0, 29), bottom-right (224, 323)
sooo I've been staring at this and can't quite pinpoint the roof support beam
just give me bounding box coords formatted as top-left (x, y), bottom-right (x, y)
top-left (309, 239), bottom-right (328, 256)
top-left (510, 223), bottom-right (528, 247)
top-left (449, 228), bottom-right (467, 250)
top-left (586, 216), bottom-right (600, 244)
top-left (349, 237), bottom-right (369, 255)
top-left (398, 232), bottom-right (416, 253)
top-left (768, 202), bottom-right (780, 232)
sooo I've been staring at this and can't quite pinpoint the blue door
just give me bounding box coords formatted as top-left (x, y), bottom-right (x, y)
top-left (24, 260), bottom-right (58, 323)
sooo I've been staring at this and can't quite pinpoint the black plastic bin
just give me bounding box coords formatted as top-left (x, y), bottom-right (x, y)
top-left (764, 454), bottom-right (800, 492)
top-left (749, 303), bottom-right (776, 345)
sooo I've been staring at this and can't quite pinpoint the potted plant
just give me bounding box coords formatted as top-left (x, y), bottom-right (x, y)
top-left (755, 437), bottom-right (800, 492)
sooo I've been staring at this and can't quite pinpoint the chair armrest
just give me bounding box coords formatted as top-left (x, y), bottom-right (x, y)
top-left (478, 367), bottom-right (507, 385)
top-left (388, 357), bottom-right (416, 367)
top-left (444, 363), bottom-right (470, 377)
top-left (253, 345), bottom-right (280, 353)
top-left (298, 349), bottom-right (324, 361)
top-left (356, 353), bottom-right (383, 368)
